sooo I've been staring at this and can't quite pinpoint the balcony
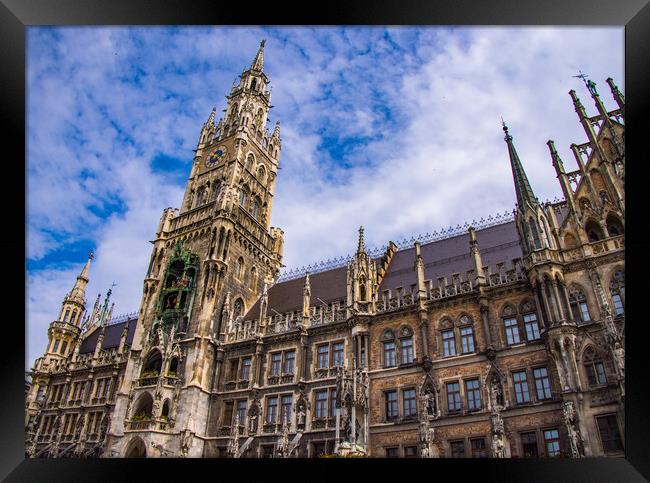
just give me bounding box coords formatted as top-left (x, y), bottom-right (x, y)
top-left (126, 418), bottom-right (154, 431)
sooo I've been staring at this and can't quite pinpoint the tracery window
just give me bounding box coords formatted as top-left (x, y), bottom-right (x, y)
top-left (233, 298), bottom-right (244, 320)
top-left (399, 326), bottom-right (415, 364)
top-left (569, 287), bottom-right (591, 324)
top-left (610, 270), bottom-right (625, 316)
top-left (529, 217), bottom-right (541, 250)
top-left (442, 330), bottom-right (456, 357)
top-left (251, 197), bottom-right (261, 220)
top-left (239, 186), bottom-right (249, 207)
top-left (583, 347), bottom-right (607, 387)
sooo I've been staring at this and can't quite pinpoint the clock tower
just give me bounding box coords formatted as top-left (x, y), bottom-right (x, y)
top-left (106, 40), bottom-right (285, 457)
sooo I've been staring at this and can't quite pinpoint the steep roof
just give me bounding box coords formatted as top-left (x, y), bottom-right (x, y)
top-left (242, 220), bottom-right (522, 321)
top-left (79, 317), bottom-right (137, 354)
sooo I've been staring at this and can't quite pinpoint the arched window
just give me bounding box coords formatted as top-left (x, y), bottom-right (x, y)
top-left (257, 165), bottom-right (267, 184)
top-left (233, 298), bottom-right (244, 320)
top-left (457, 315), bottom-right (475, 354)
top-left (610, 270), bottom-right (625, 316)
top-left (381, 330), bottom-right (396, 368)
top-left (251, 197), bottom-right (261, 220)
top-left (569, 287), bottom-right (591, 324)
top-left (606, 214), bottom-right (624, 237)
top-left (520, 300), bottom-right (541, 341)
top-left (63, 309), bottom-right (71, 322)
top-left (161, 399), bottom-right (171, 420)
top-left (399, 326), bottom-right (415, 364)
top-left (196, 186), bottom-right (206, 206)
top-left (239, 186), bottom-right (249, 207)
top-left (211, 182), bottom-right (221, 202)
top-left (245, 154), bottom-right (254, 172)
top-left (142, 350), bottom-right (162, 377)
top-left (235, 257), bottom-right (244, 279)
top-left (502, 304), bottom-right (521, 346)
top-left (71, 310), bottom-right (78, 325)
top-left (528, 218), bottom-right (541, 250)
top-left (125, 437), bottom-right (147, 458)
top-left (585, 220), bottom-right (603, 242)
top-left (251, 79), bottom-right (257, 91)
top-left (583, 347), bottom-right (607, 387)
top-left (439, 317), bottom-right (456, 357)
top-left (168, 357), bottom-right (179, 376)
top-left (133, 393), bottom-right (154, 420)
top-left (249, 267), bottom-right (257, 290)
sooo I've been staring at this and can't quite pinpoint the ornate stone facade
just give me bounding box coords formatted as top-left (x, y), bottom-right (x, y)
top-left (27, 43), bottom-right (625, 459)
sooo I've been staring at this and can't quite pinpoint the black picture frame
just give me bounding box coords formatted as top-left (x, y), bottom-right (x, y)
top-left (4, 0), bottom-right (648, 481)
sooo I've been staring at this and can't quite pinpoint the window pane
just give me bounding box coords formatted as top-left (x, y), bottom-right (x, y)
top-left (283, 351), bottom-right (295, 374)
top-left (317, 345), bottom-right (329, 369)
top-left (533, 367), bottom-right (552, 400)
top-left (386, 391), bottom-right (398, 419)
top-left (330, 390), bottom-right (337, 418)
top-left (521, 432), bottom-right (539, 457)
top-left (403, 389), bottom-right (417, 417)
top-left (460, 327), bottom-right (475, 353)
top-left (241, 358), bottom-right (251, 380)
top-left (579, 302), bottom-right (591, 322)
top-left (401, 337), bottom-right (414, 364)
top-left (471, 438), bottom-right (487, 458)
top-left (404, 446), bottom-right (418, 458)
top-left (442, 330), bottom-right (456, 356)
top-left (383, 341), bottom-right (396, 367)
top-left (611, 294), bottom-right (624, 316)
top-left (543, 429), bottom-right (560, 457)
top-left (595, 362), bottom-right (607, 385)
top-left (271, 353), bottom-right (281, 375)
top-left (236, 400), bottom-right (247, 425)
top-left (465, 379), bottom-right (481, 410)
top-left (315, 391), bottom-right (327, 418)
top-left (523, 314), bottom-right (540, 341)
top-left (513, 371), bottom-right (530, 404)
top-left (266, 397), bottom-right (278, 423)
top-left (504, 318), bottom-right (520, 345)
top-left (385, 447), bottom-right (399, 458)
top-left (597, 415), bottom-right (623, 453)
top-left (447, 382), bottom-right (461, 412)
top-left (332, 342), bottom-right (344, 367)
top-left (450, 440), bottom-right (465, 458)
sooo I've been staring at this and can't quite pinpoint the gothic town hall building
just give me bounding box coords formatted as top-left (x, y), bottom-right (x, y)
top-left (26, 41), bottom-right (625, 459)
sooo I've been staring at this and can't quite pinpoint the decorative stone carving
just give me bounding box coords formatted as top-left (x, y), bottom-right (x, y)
top-left (562, 400), bottom-right (584, 457)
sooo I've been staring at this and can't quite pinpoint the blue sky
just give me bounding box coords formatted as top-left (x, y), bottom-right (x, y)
top-left (26, 26), bottom-right (623, 369)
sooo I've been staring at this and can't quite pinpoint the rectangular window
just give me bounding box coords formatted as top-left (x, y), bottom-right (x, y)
top-left (223, 401), bottom-right (234, 425)
top-left (240, 358), bottom-right (252, 380)
top-left (442, 330), bottom-right (456, 357)
top-left (471, 438), bottom-right (488, 458)
top-left (404, 446), bottom-right (418, 458)
top-left (315, 390), bottom-right (327, 419)
top-left (450, 440), bottom-right (465, 458)
top-left (281, 395), bottom-right (292, 423)
top-left (60, 341), bottom-right (68, 354)
top-left (586, 362), bottom-right (607, 386)
top-left (332, 342), bottom-right (344, 367)
top-left (52, 339), bottom-right (60, 353)
top-left (385, 447), bottom-right (399, 458)
top-left (401, 337), bottom-right (414, 364)
top-left (460, 327), bottom-right (475, 353)
top-left (270, 353), bottom-right (281, 376)
top-left (403, 389), bottom-right (417, 418)
top-left (330, 389), bottom-right (337, 418)
top-left (504, 318), bottom-right (521, 345)
top-left (383, 341), bottom-right (396, 367)
top-left (543, 429), bottom-right (560, 457)
top-left (228, 360), bottom-right (238, 381)
top-left (523, 313), bottom-right (541, 341)
top-left (385, 390), bottom-right (398, 420)
top-left (465, 379), bottom-right (481, 410)
top-left (317, 345), bottom-right (329, 369)
top-left (611, 294), bottom-right (624, 316)
top-left (446, 382), bottom-right (462, 413)
top-left (597, 414), bottom-right (623, 453)
top-left (513, 371), bottom-right (530, 404)
top-left (266, 397), bottom-right (278, 424)
top-left (313, 442), bottom-right (327, 458)
top-left (236, 400), bottom-right (247, 426)
top-left (283, 351), bottom-right (295, 374)
top-left (521, 431), bottom-right (539, 457)
top-left (533, 367), bottom-right (552, 400)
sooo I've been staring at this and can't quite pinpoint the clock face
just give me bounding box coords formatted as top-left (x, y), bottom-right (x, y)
top-left (206, 146), bottom-right (227, 168)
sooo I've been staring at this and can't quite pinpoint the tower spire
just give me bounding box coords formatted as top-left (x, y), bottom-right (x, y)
top-left (357, 226), bottom-right (366, 254)
top-left (251, 39), bottom-right (266, 72)
top-left (502, 120), bottom-right (537, 210)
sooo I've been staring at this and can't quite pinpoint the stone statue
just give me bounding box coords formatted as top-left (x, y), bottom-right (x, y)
top-left (297, 406), bottom-right (305, 427)
top-left (489, 376), bottom-right (504, 409)
top-left (613, 342), bottom-right (625, 378)
top-left (491, 435), bottom-right (505, 458)
top-left (563, 401), bottom-right (583, 457)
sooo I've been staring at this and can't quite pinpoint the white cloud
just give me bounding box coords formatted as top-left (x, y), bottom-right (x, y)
top-left (26, 26), bottom-right (623, 369)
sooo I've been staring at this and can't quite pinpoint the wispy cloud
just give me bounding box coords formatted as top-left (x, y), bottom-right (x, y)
top-left (26, 26), bottom-right (623, 369)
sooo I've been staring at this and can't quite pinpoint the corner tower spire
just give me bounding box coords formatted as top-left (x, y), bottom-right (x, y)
top-left (502, 120), bottom-right (537, 211)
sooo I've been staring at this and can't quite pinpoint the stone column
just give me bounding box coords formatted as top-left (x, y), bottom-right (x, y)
top-left (540, 279), bottom-right (557, 326)
top-left (532, 285), bottom-right (547, 329)
top-left (551, 279), bottom-right (567, 323)
top-left (480, 302), bottom-right (492, 349)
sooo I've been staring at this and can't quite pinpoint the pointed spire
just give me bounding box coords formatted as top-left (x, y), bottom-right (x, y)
top-left (272, 120), bottom-right (281, 138)
top-left (357, 226), bottom-right (366, 254)
top-left (207, 107), bottom-right (216, 126)
top-left (502, 120), bottom-right (537, 210)
top-left (79, 251), bottom-right (93, 281)
top-left (606, 77), bottom-right (625, 110)
top-left (251, 39), bottom-right (265, 72)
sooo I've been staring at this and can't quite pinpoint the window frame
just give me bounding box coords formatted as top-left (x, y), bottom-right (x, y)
top-left (596, 414), bottom-right (624, 454)
top-left (442, 329), bottom-right (456, 357)
top-left (465, 378), bottom-right (481, 411)
top-left (446, 381), bottom-right (462, 413)
top-left (459, 326), bottom-right (475, 354)
top-left (512, 370), bottom-right (531, 404)
top-left (383, 340), bottom-right (397, 367)
top-left (523, 312), bottom-right (541, 341)
top-left (532, 366), bottom-right (552, 401)
top-left (402, 388), bottom-right (417, 418)
top-left (504, 317), bottom-right (521, 345)
top-left (542, 428), bottom-right (561, 457)
top-left (385, 390), bottom-right (398, 421)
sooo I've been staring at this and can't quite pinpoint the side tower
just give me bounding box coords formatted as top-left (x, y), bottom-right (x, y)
top-left (504, 76), bottom-right (625, 458)
top-left (106, 41), bottom-right (285, 458)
